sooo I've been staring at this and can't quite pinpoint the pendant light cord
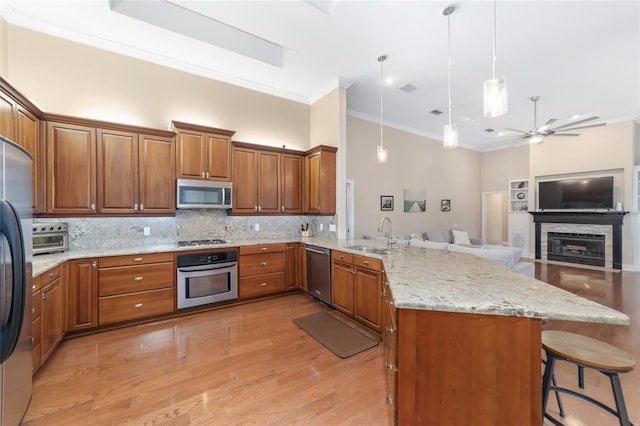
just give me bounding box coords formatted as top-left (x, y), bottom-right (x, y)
top-left (492, 0), bottom-right (497, 79)
top-left (379, 56), bottom-right (384, 148)
top-left (447, 12), bottom-right (452, 126)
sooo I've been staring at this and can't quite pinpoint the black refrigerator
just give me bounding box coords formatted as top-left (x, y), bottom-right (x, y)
top-left (1, 136), bottom-right (33, 425)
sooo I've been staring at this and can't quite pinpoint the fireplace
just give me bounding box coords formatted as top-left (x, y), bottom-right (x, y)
top-left (547, 232), bottom-right (605, 267)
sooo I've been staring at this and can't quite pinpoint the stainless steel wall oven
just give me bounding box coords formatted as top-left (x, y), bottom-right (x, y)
top-left (176, 250), bottom-right (238, 309)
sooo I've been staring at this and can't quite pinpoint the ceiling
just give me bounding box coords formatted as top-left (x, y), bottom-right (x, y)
top-left (3, 0), bottom-right (640, 151)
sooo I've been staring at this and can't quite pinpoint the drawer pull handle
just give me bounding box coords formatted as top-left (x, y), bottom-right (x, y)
top-left (42, 294), bottom-right (48, 300)
top-left (386, 300), bottom-right (394, 306)
top-left (133, 257), bottom-right (143, 262)
top-left (385, 395), bottom-right (394, 404)
top-left (363, 260), bottom-right (370, 265)
top-left (49, 272), bottom-right (58, 278)
top-left (260, 282), bottom-right (267, 287)
top-left (261, 262), bottom-right (267, 266)
top-left (134, 303), bottom-right (143, 309)
top-left (261, 247), bottom-right (267, 251)
top-left (385, 326), bottom-right (395, 334)
top-left (384, 362), bottom-right (394, 369)
top-left (32, 284), bottom-right (36, 290)
top-left (134, 276), bottom-right (144, 281)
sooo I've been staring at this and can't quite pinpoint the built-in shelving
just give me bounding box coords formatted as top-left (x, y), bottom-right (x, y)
top-left (509, 179), bottom-right (529, 212)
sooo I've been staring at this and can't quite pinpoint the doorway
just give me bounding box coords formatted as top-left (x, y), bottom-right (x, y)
top-left (482, 192), bottom-right (509, 245)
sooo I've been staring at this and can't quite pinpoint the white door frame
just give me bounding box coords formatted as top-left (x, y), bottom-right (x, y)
top-left (481, 191), bottom-right (508, 244)
top-left (346, 179), bottom-right (354, 240)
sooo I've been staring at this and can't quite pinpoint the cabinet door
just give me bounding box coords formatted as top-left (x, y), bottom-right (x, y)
top-left (16, 106), bottom-right (40, 212)
top-left (331, 260), bottom-right (354, 316)
top-left (40, 278), bottom-right (63, 363)
top-left (257, 151), bottom-right (280, 213)
top-left (68, 259), bottom-right (98, 331)
top-left (207, 134), bottom-right (231, 181)
top-left (47, 122), bottom-right (97, 214)
top-left (0, 90), bottom-right (16, 140)
top-left (297, 244), bottom-right (307, 292)
top-left (305, 151), bottom-right (321, 213)
top-left (354, 267), bottom-right (382, 331)
top-left (139, 134), bottom-right (176, 213)
top-left (304, 148), bottom-right (336, 214)
top-left (97, 129), bottom-right (139, 214)
top-left (176, 130), bottom-right (206, 179)
top-left (285, 243), bottom-right (297, 290)
top-left (281, 154), bottom-right (302, 214)
top-left (232, 146), bottom-right (259, 213)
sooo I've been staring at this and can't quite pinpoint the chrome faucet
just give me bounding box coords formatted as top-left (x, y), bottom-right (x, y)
top-left (377, 216), bottom-right (394, 249)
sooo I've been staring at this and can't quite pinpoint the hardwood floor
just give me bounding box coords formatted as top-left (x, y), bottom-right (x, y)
top-left (24, 262), bottom-right (638, 425)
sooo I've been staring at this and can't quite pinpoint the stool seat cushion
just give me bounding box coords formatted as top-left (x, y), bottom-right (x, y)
top-left (542, 330), bottom-right (635, 371)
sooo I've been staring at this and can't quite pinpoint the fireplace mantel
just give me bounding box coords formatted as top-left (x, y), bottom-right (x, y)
top-left (529, 211), bottom-right (628, 269)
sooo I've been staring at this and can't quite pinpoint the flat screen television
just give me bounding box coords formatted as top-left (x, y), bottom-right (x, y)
top-left (538, 176), bottom-right (614, 210)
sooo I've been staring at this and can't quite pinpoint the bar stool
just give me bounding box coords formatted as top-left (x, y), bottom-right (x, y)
top-left (542, 330), bottom-right (635, 426)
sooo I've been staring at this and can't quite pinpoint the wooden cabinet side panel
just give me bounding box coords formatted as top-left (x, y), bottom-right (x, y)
top-left (304, 153), bottom-right (321, 213)
top-left (97, 129), bottom-right (138, 213)
top-left (207, 135), bottom-right (231, 181)
top-left (319, 150), bottom-right (336, 214)
top-left (68, 259), bottom-right (98, 331)
top-left (46, 122), bottom-right (97, 213)
top-left (16, 107), bottom-right (40, 211)
top-left (139, 134), bottom-right (176, 213)
top-left (397, 309), bottom-right (542, 425)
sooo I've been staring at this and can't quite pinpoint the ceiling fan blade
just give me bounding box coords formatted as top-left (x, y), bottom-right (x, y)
top-left (546, 133), bottom-right (580, 137)
top-left (538, 118), bottom-right (557, 131)
top-left (552, 122), bottom-right (607, 132)
top-left (549, 116), bottom-right (599, 131)
top-left (504, 128), bottom-right (528, 134)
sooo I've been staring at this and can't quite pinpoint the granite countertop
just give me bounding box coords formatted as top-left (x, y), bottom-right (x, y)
top-left (32, 237), bottom-right (630, 325)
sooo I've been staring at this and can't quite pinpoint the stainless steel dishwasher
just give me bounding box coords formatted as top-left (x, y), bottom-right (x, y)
top-left (306, 245), bottom-right (331, 304)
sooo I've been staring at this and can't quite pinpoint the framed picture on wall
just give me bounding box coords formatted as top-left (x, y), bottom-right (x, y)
top-left (441, 199), bottom-right (451, 212)
top-left (381, 195), bottom-right (394, 211)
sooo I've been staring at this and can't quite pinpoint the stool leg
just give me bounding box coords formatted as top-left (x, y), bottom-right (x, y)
top-left (542, 351), bottom-right (557, 415)
top-left (551, 374), bottom-right (566, 417)
top-left (609, 373), bottom-right (631, 426)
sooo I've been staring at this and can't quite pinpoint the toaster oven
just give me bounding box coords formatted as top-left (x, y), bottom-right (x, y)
top-left (32, 222), bottom-right (69, 255)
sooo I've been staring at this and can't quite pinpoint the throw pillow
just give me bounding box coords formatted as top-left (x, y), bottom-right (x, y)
top-left (410, 233), bottom-right (423, 241)
top-left (426, 231), bottom-right (447, 242)
top-left (452, 229), bottom-right (471, 245)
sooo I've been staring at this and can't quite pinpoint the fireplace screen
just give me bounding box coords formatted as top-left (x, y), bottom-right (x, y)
top-left (547, 232), bottom-right (605, 267)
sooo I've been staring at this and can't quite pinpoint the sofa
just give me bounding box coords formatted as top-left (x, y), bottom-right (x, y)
top-left (363, 229), bottom-right (534, 277)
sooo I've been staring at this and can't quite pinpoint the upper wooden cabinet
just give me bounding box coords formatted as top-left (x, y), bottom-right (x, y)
top-left (172, 121), bottom-right (235, 181)
top-left (232, 142), bottom-right (304, 215)
top-left (45, 116), bottom-right (176, 216)
top-left (304, 145), bottom-right (337, 215)
top-left (0, 90), bottom-right (16, 140)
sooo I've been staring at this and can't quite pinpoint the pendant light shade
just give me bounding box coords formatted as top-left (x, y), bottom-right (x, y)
top-left (377, 55), bottom-right (388, 163)
top-left (483, 0), bottom-right (508, 118)
top-left (442, 5), bottom-right (458, 149)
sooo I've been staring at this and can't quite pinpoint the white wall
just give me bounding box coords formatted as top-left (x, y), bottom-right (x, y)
top-left (347, 116), bottom-right (482, 239)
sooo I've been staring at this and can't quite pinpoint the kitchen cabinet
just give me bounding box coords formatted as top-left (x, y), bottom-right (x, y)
top-left (47, 118), bottom-right (176, 215)
top-left (381, 273), bottom-right (397, 421)
top-left (32, 264), bottom-right (66, 373)
top-left (304, 145), bottom-right (337, 215)
top-left (173, 121), bottom-right (235, 181)
top-left (285, 243), bottom-right (304, 291)
top-left (238, 244), bottom-right (286, 299)
top-left (0, 90), bottom-right (16, 140)
top-left (68, 258), bottom-right (98, 331)
top-left (281, 154), bottom-right (302, 213)
top-left (331, 251), bottom-right (383, 332)
top-left (31, 274), bottom-right (41, 373)
top-left (98, 253), bottom-right (175, 325)
top-left (298, 243), bottom-right (307, 292)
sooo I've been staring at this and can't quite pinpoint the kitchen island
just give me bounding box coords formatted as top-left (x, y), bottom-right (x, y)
top-left (32, 238), bottom-right (629, 425)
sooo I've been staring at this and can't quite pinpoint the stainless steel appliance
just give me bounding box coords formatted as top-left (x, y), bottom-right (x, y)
top-left (176, 179), bottom-right (232, 209)
top-left (1, 136), bottom-right (33, 425)
top-left (32, 222), bottom-right (69, 255)
top-left (176, 250), bottom-right (238, 309)
top-left (306, 245), bottom-right (331, 304)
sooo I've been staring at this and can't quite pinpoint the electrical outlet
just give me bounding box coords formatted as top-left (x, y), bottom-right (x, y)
top-left (329, 224), bottom-right (336, 232)
top-left (319, 223), bottom-right (324, 231)
top-left (255, 223), bottom-right (260, 231)
top-left (143, 227), bottom-right (150, 236)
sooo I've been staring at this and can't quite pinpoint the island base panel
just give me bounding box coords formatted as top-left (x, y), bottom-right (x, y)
top-left (397, 309), bottom-right (542, 425)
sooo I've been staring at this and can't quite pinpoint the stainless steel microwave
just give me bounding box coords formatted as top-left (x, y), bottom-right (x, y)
top-left (176, 179), bottom-right (232, 209)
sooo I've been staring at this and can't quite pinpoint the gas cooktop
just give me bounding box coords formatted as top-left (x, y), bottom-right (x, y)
top-left (177, 239), bottom-right (228, 247)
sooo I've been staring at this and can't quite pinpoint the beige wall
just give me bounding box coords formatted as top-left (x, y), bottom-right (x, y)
top-left (5, 25), bottom-right (310, 150)
top-left (0, 16), bottom-right (7, 78)
top-left (480, 145), bottom-right (529, 192)
top-left (347, 116), bottom-right (482, 239)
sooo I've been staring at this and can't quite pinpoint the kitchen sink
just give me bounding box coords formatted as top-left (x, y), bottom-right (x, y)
top-left (345, 245), bottom-right (395, 254)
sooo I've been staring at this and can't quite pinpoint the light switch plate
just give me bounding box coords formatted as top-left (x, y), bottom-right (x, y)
top-left (255, 224), bottom-right (260, 231)
top-left (143, 227), bottom-right (150, 236)
top-left (319, 223), bottom-right (324, 231)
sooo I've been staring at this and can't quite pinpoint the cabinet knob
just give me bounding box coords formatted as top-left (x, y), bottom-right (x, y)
top-left (201, 172), bottom-right (205, 178)
top-left (134, 276), bottom-right (144, 281)
top-left (205, 172), bottom-right (210, 178)
top-left (32, 284), bottom-right (36, 290)
top-left (257, 205), bottom-right (262, 211)
top-left (385, 395), bottom-right (394, 404)
top-left (260, 282), bottom-right (267, 287)
top-left (281, 205), bottom-right (285, 211)
top-left (386, 300), bottom-right (394, 306)
top-left (134, 257), bottom-right (143, 262)
top-left (384, 361), bottom-right (394, 369)
top-left (134, 203), bottom-right (138, 210)
top-left (260, 262), bottom-right (267, 266)
top-left (90, 202), bottom-right (96, 210)
top-left (134, 303), bottom-right (143, 309)
top-left (140, 203), bottom-right (144, 211)
top-left (385, 326), bottom-right (395, 334)
top-left (363, 260), bottom-right (370, 265)
top-left (92, 261), bottom-right (97, 268)
top-left (350, 269), bottom-right (356, 274)
top-left (254, 205), bottom-right (258, 211)
top-left (42, 294), bottom-right (48, 300)
top-left (261, 247), bottom-right (267, 251)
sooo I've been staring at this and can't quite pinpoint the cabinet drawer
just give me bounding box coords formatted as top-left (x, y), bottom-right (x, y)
top-left (32, 290), bottom-right (41, 320)
top-left (40, 265), bottom-right (61, 287)
top-left (32, 316), bottom-right (41, 347)
top-left (239, 244), bottom-right (286, 255)
top-left (239, 273), bottom-right (285, 299)
top-left (98, 262), bottom-right (174, 297)
top-left (99, 252), bottom-right (174, 268)
top-left (31, 274), bottom-right (41, 293)
top-left (332, 250), bottom-right (353, 264)
top-left (99, 288), bottom-right (175, 325)
top-left (353, 255), bottom-right (383, 271)
top-left (239, 252), bottom-right (286, 277)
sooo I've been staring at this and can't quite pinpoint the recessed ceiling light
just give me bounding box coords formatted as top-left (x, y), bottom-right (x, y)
top-left (484, 128), bottom-right (495, 133)
top-left (430, 109), bottom-right (443, 115)
top-left (398, 83), bottom-right (417, 92)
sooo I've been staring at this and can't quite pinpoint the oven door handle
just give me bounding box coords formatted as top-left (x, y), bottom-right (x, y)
top-left (178, 262), bottom-right (237, 273)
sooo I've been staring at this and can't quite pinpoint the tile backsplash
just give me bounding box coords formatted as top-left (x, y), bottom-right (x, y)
top-left (40, 211), bottom-right (336, 250)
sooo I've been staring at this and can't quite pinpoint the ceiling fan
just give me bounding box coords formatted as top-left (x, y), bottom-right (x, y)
top-left (499, 96), bottom-right (607, 145)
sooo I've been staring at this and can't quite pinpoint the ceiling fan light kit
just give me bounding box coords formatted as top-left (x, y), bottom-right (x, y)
top-left (377, 54), bottom-right (388, 163)
top-left (442, 4), bottom-right (459, 149)
top-left (483, 0), bottom-right (508, 118)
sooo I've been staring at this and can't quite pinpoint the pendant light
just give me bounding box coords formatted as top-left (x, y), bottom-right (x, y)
top-left (483, 0), bottom-right (508, 118)
top-left (443, 5), bottom-right (458, 149)
top-left (377, 55), bottom-right (388, 163)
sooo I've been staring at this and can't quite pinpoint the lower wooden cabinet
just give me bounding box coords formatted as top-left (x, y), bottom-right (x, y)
top-left (331, 251), bottom-right (383, 332)
top-left (31, 274), bottom-right (42, 372)
top-left (98, 252), bottom-right (175, 325)
top-left (239, 244), bottom-right (286, 299)
top-left (285, 243), bottom-right (304, 291)
top-left (32, 264), bottom-right (66, 373)
top-left (68, 258), bottom-right (98, 331)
